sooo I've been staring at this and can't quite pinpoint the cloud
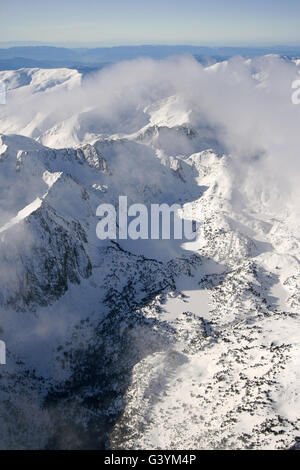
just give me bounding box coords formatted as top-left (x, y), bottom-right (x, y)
top-left (1, 55), bottom-right (300, 207)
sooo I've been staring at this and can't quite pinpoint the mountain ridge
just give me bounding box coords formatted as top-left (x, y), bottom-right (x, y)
top-left (0, 59), bottom-right (299, 449)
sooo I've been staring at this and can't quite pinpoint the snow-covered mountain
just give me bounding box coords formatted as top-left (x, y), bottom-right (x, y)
top-left (0, 57), bottom-right (300, 450)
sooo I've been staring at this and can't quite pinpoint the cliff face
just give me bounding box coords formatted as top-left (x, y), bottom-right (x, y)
top-left (0, 63), bottom-right (299, 450)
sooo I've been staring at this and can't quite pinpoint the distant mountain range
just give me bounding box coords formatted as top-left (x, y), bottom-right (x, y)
top-left (1, 44), bottom-right (300, 71)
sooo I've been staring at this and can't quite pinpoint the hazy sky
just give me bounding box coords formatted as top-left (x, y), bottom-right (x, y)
top-left (1, 0), bottom-right (300, 46)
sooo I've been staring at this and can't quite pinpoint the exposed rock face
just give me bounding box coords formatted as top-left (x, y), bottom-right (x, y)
top-left (0, 64), bottom-right (299, 450)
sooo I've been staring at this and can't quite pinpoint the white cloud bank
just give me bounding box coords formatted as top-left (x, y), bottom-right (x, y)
top-left (1, 55), bottom-right (300, 211)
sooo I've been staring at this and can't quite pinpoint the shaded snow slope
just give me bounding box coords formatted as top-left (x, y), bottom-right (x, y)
top-left (0, 57), bottom-right (299, 450)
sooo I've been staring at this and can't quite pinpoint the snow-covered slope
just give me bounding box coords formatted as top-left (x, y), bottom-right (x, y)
top-left (0, 67), bottom-right (81, 93)
top-left (0, 59), bottom-right (299, 450)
